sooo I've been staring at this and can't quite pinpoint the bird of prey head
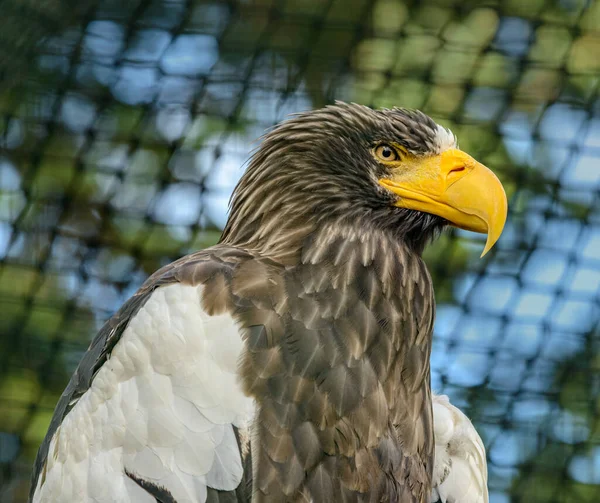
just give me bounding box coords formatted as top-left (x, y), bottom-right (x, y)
top-left (31, 102), bottom-right (505, 503)
top-left (222, 101), bottom-right (507, 258)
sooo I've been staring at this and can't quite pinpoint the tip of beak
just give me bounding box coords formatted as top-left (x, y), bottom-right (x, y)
top-left (480, 239), bottom-right (494, 258)
top-left (480, 217), bottom-right (505, 258)
top-left (479, 171), bottom-right (508, 258)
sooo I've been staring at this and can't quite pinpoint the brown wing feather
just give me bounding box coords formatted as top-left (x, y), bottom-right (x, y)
top-left (179, 226), bottom-right (436, 503)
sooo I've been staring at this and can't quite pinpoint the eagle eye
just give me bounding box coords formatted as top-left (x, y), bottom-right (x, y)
top-left (374, 144), bottom-right (401, 162)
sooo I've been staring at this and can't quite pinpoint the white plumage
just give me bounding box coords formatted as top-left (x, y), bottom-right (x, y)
top-left (33, 283), bottom-right (255, 503)
top-left (431, 393), bottom-right (489, 503)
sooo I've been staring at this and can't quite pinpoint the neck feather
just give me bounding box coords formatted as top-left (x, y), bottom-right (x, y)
top-left (220, 208), bottom-right (444, 267)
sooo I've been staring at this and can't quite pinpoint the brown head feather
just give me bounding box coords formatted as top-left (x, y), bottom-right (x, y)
top-left (220, 102), bottom-right (454, 259)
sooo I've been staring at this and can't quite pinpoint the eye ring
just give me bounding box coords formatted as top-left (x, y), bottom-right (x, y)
top-left (374, 144), bottom-right (401, 162)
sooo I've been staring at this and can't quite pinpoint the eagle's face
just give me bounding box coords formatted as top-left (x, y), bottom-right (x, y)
top-left (225, 102), bottom-right (507, 256)
top-left (365, 107), bottom-right (506, 256)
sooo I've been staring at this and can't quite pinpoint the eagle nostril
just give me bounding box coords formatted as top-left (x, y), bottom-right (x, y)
top-left (448, 166), bottom-right (466, 176)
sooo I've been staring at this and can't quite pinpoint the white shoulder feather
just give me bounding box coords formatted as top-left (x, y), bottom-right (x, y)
top-left (431, 393), bottom-right (489, 503)
top-left (33, 283), bottom-right (255, 503)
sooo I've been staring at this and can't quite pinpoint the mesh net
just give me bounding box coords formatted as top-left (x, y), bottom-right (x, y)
top-left (1, 0), bottom-right (599, 501)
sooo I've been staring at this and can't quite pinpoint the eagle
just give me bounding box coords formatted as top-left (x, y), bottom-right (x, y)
top-left (30, 102), bottom-right (505, 503)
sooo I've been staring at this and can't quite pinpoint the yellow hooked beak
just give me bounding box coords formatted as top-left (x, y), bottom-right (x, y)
top-left (379, 149), bottom-right (507, 257)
